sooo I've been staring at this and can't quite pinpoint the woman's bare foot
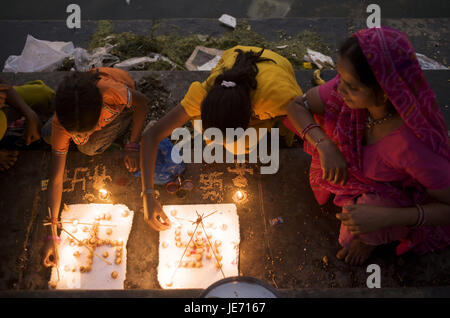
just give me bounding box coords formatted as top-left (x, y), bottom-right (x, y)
top-left (336, 239), bottom-right (376, 266)
top-left (0, 150), bottom-right (18, 171)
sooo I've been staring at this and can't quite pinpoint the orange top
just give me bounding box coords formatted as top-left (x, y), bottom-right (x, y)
top-left (51, 67), bottom-right (135, 155)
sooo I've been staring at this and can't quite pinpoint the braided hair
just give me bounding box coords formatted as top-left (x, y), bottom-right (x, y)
top-left (201, 48), bottom-right (275, 132)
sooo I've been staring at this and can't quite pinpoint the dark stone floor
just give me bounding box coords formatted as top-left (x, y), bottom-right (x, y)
top-left (0, 70), bottom-right (449, 296)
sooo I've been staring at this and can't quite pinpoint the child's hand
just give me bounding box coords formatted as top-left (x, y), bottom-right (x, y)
top-left (317, 139), bottom-right (349, 186)
top-left (142, 193), bottom-right (171, 231)
top-left (43, 240), bottom-right (59, 267)
top-left (124, 150), bottom-right (139, 172)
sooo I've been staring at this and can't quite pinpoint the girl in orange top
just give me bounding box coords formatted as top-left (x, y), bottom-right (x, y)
top-left (43, 67), bottom-right (150, 267)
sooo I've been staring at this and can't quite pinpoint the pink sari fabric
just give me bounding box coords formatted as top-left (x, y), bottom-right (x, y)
top-left (283, 27), bottom-right (450, 255)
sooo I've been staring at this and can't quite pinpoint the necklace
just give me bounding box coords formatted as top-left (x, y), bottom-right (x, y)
top-left (365, 111), bottom-right (394, 130)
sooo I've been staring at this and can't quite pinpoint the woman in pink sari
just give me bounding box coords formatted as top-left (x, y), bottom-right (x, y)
top-left (285, 27), bottom-right (450, 265)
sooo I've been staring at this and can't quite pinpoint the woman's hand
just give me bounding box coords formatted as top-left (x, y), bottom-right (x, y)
top-left (336, 204), bottom-right (391, 235)
top-left (317, 139), bottom-right (349, 186)
top-left (142, 193), bottom-right (171, 231)
top-left (24, 110), bottom-right (41, 145)
top-left (43, 240), bottom-right (59, 267)
top-left (124, 150), bottom-right (140, 172)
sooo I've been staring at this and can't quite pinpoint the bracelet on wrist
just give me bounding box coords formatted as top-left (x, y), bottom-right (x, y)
top-left (125, 142), bottom-right (140, 152)
top-left (141, 188), bottom-right (155, 198)
top-left (302, 94), bottom-right (311, 111)
top-left (301, 123), bottom-right (320, 140)
top-left (410, 204), bottom-right (426, 229)
top-left (45, 236), bottom-right (61, 243)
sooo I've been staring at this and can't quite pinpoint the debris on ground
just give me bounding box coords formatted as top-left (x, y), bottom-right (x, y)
top-left (218, 14), bottom-right (237, 29)
top-left (87, 20), bottom-right (331, 71)
top-left (312, 69), bottom-right (326, 85)
top-left (3, 35), bottom-right (74, 72)
top-left (303, 62), bottom-right (313, 69)
top-left (185, 46), bottom-right (224, 71)
top-left (76, 44), bottom-right (120, 71)
top-left (416, 53), bottom-right (448, 70)
top-left (303, 48), bottom-right (335, 69)
top-left (269, 217), bottom-right (284, 226)
top-left (136, 75), bottom-right (175, 123)
top-left (117, 75), bottom-right (176, 145)
top-left (115, 54), bottom-right (178, 71)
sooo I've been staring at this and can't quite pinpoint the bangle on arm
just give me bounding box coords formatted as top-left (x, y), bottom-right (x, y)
top-left (410, 204), bottom-right (426, 229)
top-left (301, 123), bottom-right (320, 140)
top-left (302, 94), bottom-right (310, 111)
top-left (125, 142), bottom-right (140, 152)
top-left (45, 236), bottom-right (61, 243)
top-left (141, 188), bottom-right (155, 198)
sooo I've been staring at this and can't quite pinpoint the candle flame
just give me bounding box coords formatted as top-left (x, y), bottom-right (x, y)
top-left (236, 190), bottom-right (243, 199)
top-left (99, 188), bottom-right (109, 199)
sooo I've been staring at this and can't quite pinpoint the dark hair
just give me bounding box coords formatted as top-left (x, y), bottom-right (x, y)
top-left (201, 48), bottom-right (274, 132)
top-left (339, 36), bottom-right (383, 96)
top-left (54, 71), bottom-right (102, 133)
top-left (339, 36), bottom-right (397, 112)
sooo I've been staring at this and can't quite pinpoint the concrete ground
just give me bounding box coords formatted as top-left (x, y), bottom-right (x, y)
top-left (0, 69), bottom-right (449, 297)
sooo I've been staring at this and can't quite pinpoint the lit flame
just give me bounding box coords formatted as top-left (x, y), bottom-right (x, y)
top-left (236, 190), bottom-right (243, 200)
top-left (99, 188), bottom-right (108, 199)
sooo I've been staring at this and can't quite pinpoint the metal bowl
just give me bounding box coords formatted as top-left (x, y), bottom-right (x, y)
top-left (201, 276), bottom-right (279, 298)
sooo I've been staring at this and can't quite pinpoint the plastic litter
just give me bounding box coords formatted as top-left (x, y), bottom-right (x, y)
top-left (185, 46), bottom-right (223, 71)
top-left (2, 35), bottom-right (125, 72)
top-left (303, 62), bottom-right (313, 69)
top-left (303, 48), bottom-right (335, 70)
top-left (74, 44), bottom-right (120, 71)
top-left (313, 69), bottom-right (326, 85)
top-left (269, 217), bottom-right (284, 226)
top-left (132, 138), bottom-right (185, 185)
top-left (218, 14), bottom-right (237, 29)
top-left (3, 35), bottom-right (74, 72)
top-left (416, 53), bottom-right (448, 70)
top-left (114, 54), bottom-right (178, 71)
top-left (114, 56), bottom-right (159, 71)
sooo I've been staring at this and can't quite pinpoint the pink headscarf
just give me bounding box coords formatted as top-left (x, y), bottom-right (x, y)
top-left (291, 27), bottom-right (450, 207)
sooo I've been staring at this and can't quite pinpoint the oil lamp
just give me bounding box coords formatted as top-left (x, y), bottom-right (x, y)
top-left (98, 188), bottom-right (110, 200)
top-left (232, 190), bottom-right (247, 203)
